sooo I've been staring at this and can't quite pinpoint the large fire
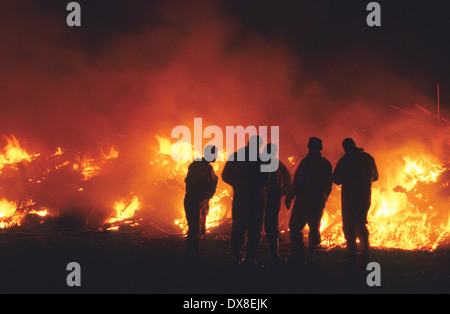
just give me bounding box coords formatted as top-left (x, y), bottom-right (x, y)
top-left (320, 154), bottom-right (449, 251)
top-left (154, 133), bottom-right (449, 251)
top-left (154, 135), bottom-right (231, 234)
top-left (173, 140), bottom-right (450, 252)
top-left (0, 132), bottom-right (448, 252)
top-left (0, 135), bottom-right (126, 230)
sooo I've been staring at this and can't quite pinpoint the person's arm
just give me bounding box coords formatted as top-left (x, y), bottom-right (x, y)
top-left (279, 162), bottom-right (291, 196)
top-left (285, 161), bottom-right (303, 208)
top-left (324, 160), bottom-right (333, 198)
top-left (371, 156), bottom-right (379, 183)
top-left (221, 155), bottom-right (237, 186)
top-left (332, 158), bottom-right (344, 185)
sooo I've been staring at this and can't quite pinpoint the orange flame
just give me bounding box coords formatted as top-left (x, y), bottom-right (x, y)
top-left (0, 135), bottom-right (33, 172)
top-left (318, 155), bottom-right (449, 251)
top-left (107, 195), bottom-right (141, 224)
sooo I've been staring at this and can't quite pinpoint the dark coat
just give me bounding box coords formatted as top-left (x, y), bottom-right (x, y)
top-left (184, 158), bottom-right (218, 200)
top-left (288, 151), bottom-right (333, 209)
top-left (332, 148), bottom-right (378, 212)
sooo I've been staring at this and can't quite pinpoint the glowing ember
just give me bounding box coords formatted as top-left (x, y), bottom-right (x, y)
top-left (0, 198), bottom-right (20, 228)
top-left (205, 190), bottom-right (231, 230)
top-left (29, 209), bottom-right (48, 217)
top-left (368, 155), bottom-right (449, 251)
top-left (72, 146), bottom-right (119, 180)
top-left (101, 146), bottom-right (119, 160)
top-left (73, 155), bottom-right (101, 180)
top-left (107, 195), bottom-right (141, 224)
top-left (0, 135), bottom-right (34, 172)
top-left (402, 156), bottom-right (445, 190)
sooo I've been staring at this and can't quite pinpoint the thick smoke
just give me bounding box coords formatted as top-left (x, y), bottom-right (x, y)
top-left (0, 0), bottom-right (447, 228)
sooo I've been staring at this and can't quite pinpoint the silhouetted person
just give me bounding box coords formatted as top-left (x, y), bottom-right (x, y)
top-left (222, 135), bottom-right (269, 268)
top-left (263, 143), bottom-right (290, 263)
top-left (332, 138), bottom-right (378, 264)
top-left (184, 145), bottom-right (219, 261)
top-left (285, 137), bottom-right (332, 264)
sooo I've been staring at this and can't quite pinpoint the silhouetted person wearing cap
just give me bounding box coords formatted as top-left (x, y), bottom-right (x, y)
top-left (184, 145), bottom-right (219, 261)
top-left (285, 137), bottom-right (332, 264)
top-left (332, 138), bottom-right (378, 264)
top-left (263, 143), bottom-right (291, 263)
top-left (222, 135), bottom-right (269, 268)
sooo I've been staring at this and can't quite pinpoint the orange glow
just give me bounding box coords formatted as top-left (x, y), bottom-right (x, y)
top-left (0, 198), bottom-right (22, 229)
top-left (29, 209), bottom-right (48, 217)
top-left (72, 145), bottom-right (119, 180)
top-left (0, 133), bottom-right (446, 252)
top-left (154, 136), bottom-right (231, 234)
top-left (0, 135), bottom-right (33, 172)
top-left (101, 146), bottom-right (119, 160)
top-left (317, 154), bottom-right (449, 251)
top-left (107, 195), bottom-right (141, 224)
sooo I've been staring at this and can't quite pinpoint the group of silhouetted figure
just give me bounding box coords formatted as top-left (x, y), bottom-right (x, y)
top-left (183, 136), bottom-right (378, 269)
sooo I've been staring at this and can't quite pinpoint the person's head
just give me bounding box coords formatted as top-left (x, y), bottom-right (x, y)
top-left (263, 143), bottom-right (278, 156)
top-left (246, 135), bottom-right (264, 161)
top-left (204, 145), bottom-right (218, 163)
top-left (260, 142), bottom-right (279, 172)
top-left (342, 138), bottom-right (357, 153)
top-left (247, 135), bottom-right (263, 149)
top-left (307, 137), bottom-right (323, 152)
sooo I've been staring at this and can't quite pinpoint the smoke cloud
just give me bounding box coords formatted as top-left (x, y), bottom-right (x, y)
top-left (0, 0), bottom-right (447, 228)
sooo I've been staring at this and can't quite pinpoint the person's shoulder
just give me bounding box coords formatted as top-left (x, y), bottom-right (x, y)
top-left (321, 156), bottom-right (332, 166)
top-left (188, 159), bottom-right (203, 168)
top-left (320, 153), bottom-right (331, 162)
top-left (298, 156), bottom-right (309, 167)
top-left (226, 151), bottom-right (239, 161)
top-left (361, 151), bottom-right (375, 161)
top-left (336, 154), bottom-right (347, 163)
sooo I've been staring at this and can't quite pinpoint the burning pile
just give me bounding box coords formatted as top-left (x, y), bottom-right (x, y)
top-left (0, 135), bottom-right (140, 231)
top-left (155, 130), bottom-right (448, 251)
top-left (104, 194), bottom-right (142, 231)
top-left (320, 153), bottom-right (449, 251)
top-left (0, 130), bottom-right (448, 252)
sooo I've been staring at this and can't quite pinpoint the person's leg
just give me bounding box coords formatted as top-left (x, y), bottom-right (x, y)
top-left (307, 207), bottom-right (323, 263)
top-left (231, 198), bottom-right (247, 265)
top-left (356, 207), bottom-right (370, 264)
top-left (184, 198), bottom-right (201, 260)
top-left (265, 202), bottom-right (284, 262)
top-left (342, 208), bottom-right (358, 264)
top-left (289, 204), bottom-right (307, 264)
top-left (245, 205), bottom-right (264, 264)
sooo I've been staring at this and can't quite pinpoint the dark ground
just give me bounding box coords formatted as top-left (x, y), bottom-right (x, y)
top-left (0, 228), bottom-right (448, 295)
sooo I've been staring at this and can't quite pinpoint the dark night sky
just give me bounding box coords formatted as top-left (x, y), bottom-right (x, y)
top-left (37, 0), bottom-right (450, 108)
top-left (0, 0), bottom-right (449, 148)
top-left (228, 0), bottom-right (450, 87)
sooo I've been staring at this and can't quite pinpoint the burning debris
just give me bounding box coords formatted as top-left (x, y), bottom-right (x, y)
top-left (103, 194), bottom-right (143, 231)
top-left (0, 126), bottom-right (448, 253)
top-left (0, 128), bottom-right (448, 252)
top-left (0, 135), bottom-right (135, 232)
top-left (317, 154), bottom-right (450, 251)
